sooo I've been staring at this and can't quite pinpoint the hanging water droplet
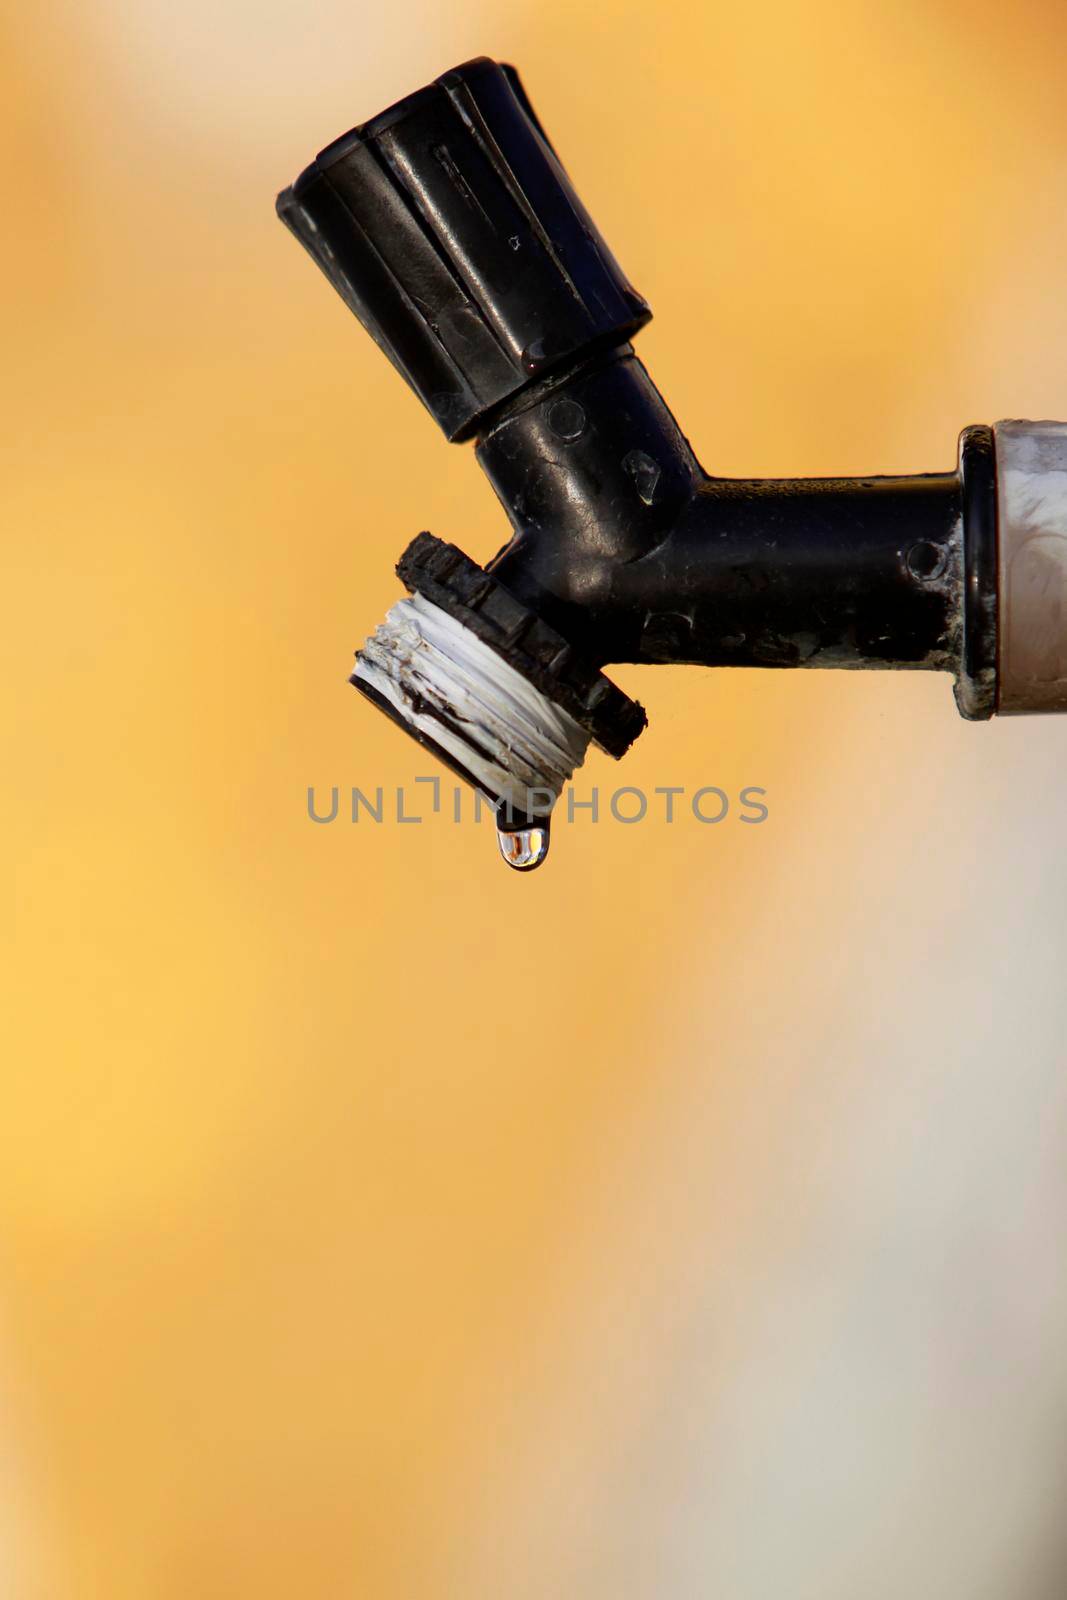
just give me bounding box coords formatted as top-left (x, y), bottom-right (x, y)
top-left (496, 810), bottom-right (551, 871)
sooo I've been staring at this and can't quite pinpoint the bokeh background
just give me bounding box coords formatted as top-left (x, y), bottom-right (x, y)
top-left (6, 1), bottom-right (1067, 1594)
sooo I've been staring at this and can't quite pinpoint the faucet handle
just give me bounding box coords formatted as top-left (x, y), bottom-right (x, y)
top-left (276, 57), bottom-right (649, 441)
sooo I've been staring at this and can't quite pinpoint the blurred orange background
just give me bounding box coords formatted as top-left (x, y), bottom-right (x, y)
top-left (6, 1), bottom-right (1067, 1595)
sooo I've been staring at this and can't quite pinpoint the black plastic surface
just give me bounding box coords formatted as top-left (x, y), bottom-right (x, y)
top-left (277, 58), bottom-right (650, 441)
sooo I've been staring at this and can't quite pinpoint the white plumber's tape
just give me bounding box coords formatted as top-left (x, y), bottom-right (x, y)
top-left (353, 593), bottom-right (590, 812)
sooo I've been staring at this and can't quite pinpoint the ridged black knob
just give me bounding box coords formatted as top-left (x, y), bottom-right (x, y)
top-left (277, 57), bottom-right (651, 441)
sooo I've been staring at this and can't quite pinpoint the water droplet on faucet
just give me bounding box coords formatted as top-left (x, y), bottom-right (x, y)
top-left (623, 448), bottom-right (662, 506)
top-left (496, 807), bottom-right (551, 871)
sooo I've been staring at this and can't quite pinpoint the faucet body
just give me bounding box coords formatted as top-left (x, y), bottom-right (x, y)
top-left (478, 347), bottom-right (992, 707)
top-left (276, 57), bottom-right (1065, 848)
